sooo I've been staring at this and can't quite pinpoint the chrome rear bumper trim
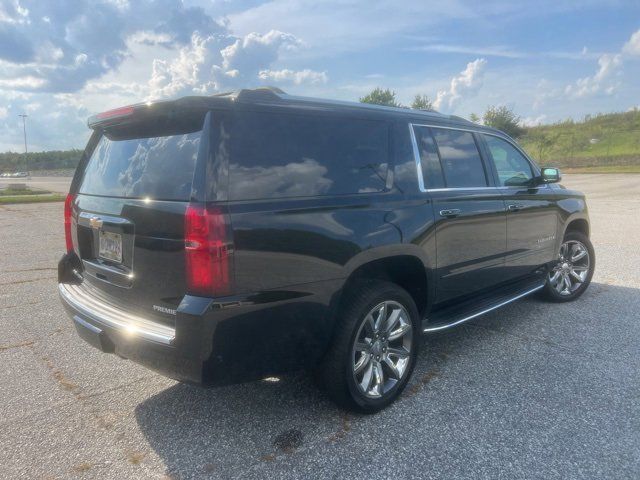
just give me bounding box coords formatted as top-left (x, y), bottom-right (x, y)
top-left (59, 283), bottom-right (175, 345)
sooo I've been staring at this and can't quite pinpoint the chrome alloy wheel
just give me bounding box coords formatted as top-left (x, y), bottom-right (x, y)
top-left (351, 301), bottom-right (413, 398)
top-left (548, 240), bottom-right (590, 296)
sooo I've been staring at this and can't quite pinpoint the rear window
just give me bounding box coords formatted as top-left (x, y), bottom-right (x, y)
top-left (80, 127), bottom-right (202, 201)
top-left (228, 111), bottom-right (389, 200)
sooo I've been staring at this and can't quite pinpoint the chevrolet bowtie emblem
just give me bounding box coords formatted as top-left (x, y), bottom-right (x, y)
top-left (89, 216), bottom-right (103, 229)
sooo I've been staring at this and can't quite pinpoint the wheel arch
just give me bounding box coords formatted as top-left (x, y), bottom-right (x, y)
top-left (563, 216), bottom-right (590, 239)
top-left (339, 246), bottom-right (433, 320)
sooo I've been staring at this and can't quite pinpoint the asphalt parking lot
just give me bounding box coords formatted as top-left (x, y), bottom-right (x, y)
top-left (1, 174), bottom-right (638, 479)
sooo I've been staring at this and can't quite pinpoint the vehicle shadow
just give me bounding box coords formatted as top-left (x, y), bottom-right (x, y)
top-left (134, 281), bottom-right (636, 478)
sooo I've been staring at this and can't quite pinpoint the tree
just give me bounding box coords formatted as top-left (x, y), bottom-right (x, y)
top-left (482, 105), bottom-right (525, 138)
top-left (411, 94), bottom-right (434, 111)
top-left (526, 130), bottom-right (559, 162)
top-left (469, 113), bottom-right (480, 123)
top-left (359, 88), bottom-right (400, 107)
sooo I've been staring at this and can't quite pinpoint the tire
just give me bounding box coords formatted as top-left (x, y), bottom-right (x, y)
top-left (541, 230), bottom-right (595, 302)
top-left (316, 280), bottom-right (420, 413)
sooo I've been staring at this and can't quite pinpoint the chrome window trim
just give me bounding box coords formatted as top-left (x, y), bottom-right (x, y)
top-left (408, 122), bottom-right (427, 192)
top-left (408, 122), bottom-right (546, 193)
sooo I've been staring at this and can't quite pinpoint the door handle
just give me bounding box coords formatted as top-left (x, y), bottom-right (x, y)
top-left (507, 204), bottom-right (525, 211)
top-left (439, 209), bottom-right (461, 218)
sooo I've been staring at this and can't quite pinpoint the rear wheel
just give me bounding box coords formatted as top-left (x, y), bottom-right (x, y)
top-left (316, 281), bottom-right (420, 413)
top-left (542, 231), bottom-right (595, 302)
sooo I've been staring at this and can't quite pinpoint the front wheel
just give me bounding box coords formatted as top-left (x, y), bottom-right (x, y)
top-left (316, 281), bottom-right (420, 413)
top-left (542, 231), bottom-right (595, 302)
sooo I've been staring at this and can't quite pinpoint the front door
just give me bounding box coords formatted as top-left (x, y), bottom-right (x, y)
top-left (480, 134), bottom-right (558, 280)
top-left (412, 125), bottom-right (507, 303)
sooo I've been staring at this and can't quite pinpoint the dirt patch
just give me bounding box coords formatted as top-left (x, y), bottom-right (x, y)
top-left (0, 276), bottom-right (56, 287)
top-left (405, 369), bottom-right (439, 397)
top-left (0, 340), bottom-right (36, 352)
top-left (328, 413), bottom-right (352, 443)
top-left (126, 450), bottom-right (146, 465)
top-left (5, 267), bottom-right (57, 273)
top-left (72, 462), bottom-right (92, 473)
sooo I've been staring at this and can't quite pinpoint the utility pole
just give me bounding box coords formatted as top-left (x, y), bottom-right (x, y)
top-left (18, 114), bottom-right (28, 174)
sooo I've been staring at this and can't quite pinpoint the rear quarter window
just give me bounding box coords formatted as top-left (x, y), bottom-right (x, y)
top-left (228, 111), bottom-right (389, 200)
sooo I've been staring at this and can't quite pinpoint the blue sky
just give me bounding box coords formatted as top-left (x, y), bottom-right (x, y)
top-left (0, 0), bottom-right (639, 152)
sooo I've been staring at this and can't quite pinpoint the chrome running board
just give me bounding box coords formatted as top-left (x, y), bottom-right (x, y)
top-left (423, 283), bottom-right (545, 333)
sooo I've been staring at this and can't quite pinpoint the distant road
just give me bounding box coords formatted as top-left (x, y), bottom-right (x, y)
top-left (0, 176), bottom-right (72, 193)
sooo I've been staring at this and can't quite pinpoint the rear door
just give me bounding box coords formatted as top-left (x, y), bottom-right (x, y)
top-left (480, 134), bottom-right (558, 280)
top-left (412, 125), bottom-right (507, 303)
top-left (71, 110), bottom-right (208, 325)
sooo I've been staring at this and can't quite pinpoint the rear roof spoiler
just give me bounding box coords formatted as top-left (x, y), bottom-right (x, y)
top-left (87, 88), bottom-right (287, 130)
top-left (86, 97), bottom-right (213, 130)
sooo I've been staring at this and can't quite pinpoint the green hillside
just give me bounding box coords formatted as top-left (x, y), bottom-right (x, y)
top-left (519, 109), bottom-right (640, 170)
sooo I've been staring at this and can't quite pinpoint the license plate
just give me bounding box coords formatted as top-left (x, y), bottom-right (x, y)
top-left (99, 231), bottom-right (122, 263)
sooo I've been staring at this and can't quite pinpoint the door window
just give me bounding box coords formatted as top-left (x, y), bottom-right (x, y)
top-left (483, 135), bottom-right (534, 187)
top-left (431, 128), bottom-right (488, 188)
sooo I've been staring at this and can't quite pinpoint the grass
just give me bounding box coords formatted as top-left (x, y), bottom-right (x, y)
top-left (519, 109), bottom-right (640, 169)
top-left (562, 165), bottom-right (640, 174)
top-left (0, 188), bottom-right (51, 196)
top-left (0, 193), bottom-right (65, 204)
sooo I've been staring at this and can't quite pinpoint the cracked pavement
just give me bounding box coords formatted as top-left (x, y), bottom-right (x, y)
top-left (0, 174), bottom-right (638, 479)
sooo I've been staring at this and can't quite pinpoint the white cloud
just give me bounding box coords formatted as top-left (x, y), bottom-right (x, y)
top-left (258, 68), bottom-right (327, 85)
top-left (623, 29), bottom-right (640, 56)
top-left (127, 31), bottom-right (174, 47)
top-left (565, 28), bottom-right (640, 99)
top-left (522, 114), bottom-right (547, 127)
top-left (409, 44), bottom-right (525, 59)
top-left (147, 30), bottom-right (317, 99)
top-left (565, 53), bottom-right (622, 98)
top-left (0, 1), bottom-right (227, 92)
top-left (0, 76), bottom-right (46, 89)
top-left (0, 106), bottom-right (8, 119)
top-left (434, 58), bottom-right (487, 112)
top-left (0, 0), bottom-right (29, 24)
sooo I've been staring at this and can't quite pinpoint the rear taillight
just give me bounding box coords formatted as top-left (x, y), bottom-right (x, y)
top-left (184, 204), bottom-right (231, 297)
top-left (64, 193), bottom-right (75, 253)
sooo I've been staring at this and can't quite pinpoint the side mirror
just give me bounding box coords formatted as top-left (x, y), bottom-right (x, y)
top-left (540, 167), bottom-right (561, 184)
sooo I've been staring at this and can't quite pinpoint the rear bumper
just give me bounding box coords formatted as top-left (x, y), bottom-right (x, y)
top-left (58, 268), bottom-right (342, 386)
top-left (58, 282), bottom-right (204, 383)
top-left (59, 283), bottom-right (175, 345)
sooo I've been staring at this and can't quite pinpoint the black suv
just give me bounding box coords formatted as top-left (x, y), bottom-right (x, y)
top-left (58, 88), bottom-right (595, 412)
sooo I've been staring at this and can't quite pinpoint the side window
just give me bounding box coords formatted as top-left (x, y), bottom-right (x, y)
top-left (483, 135), bottom-right (534, 187)
top-left (431, 128), bottom-right (488, 188)
top-left (413, 126), bottom-right (445, 189)
top-left (228, 112), bottom-right (389, 200)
